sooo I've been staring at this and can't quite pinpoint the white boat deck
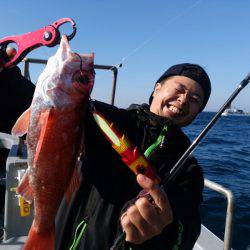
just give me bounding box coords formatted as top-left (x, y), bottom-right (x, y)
top-left (194, 225), bottom-right (225, 250)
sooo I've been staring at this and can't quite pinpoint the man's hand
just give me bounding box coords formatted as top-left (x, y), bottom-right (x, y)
top-left (120, 174), bottom-right (173, 244)
top-left (0, 47), bottom-right (17, 71)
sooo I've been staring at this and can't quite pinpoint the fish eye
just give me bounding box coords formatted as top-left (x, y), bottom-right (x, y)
top-left (78, 74), bottom-right (89, 85)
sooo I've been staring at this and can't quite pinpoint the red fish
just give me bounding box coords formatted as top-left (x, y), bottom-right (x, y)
top-left (12, 35), bottom-right (95, 250)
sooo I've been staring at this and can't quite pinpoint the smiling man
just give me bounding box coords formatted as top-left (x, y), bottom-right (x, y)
top-left (149, 63), bottom-right (210, 126)
top-left (117, 64), bottom-right (211, 249)
top-left (57, 63), bottom-right (211, 250)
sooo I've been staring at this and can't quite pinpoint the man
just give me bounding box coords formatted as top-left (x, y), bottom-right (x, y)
top-left (57, 63), bottom-right (211, 250)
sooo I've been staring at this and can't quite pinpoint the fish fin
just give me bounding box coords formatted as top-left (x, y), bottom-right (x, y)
top-left (23, 222), bottom-right (55, 250)
top-left (11, 108), bottom-right (31, 137)
top-left (16, 172), bottom-right (33, 203)
top-left (65, 167), bottom-right (81, 204)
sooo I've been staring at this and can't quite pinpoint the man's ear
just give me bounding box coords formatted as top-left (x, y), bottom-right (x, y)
top-left (152, 83), bottom-right (162, 97)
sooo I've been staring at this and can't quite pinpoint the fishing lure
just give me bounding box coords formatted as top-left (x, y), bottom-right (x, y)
top-left (92, 110), bottom-right (160, 184)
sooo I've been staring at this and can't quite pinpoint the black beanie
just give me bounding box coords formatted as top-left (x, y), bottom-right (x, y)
top-left (149, 63), bottom-right (211, 112)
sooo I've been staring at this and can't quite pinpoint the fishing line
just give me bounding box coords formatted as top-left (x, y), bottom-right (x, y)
top-left (93, 0), bottom-right (203, 105)
top-left (119, 0), bottom-right (203, 65)
top-left (94, 0), bottom-right (203, 81)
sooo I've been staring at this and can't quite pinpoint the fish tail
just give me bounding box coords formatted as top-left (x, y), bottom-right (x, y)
top-left (23, 223), bottom-right (55, 250)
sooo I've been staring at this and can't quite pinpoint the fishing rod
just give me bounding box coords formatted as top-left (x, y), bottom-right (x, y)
top-left (111, 72), bottom-right (249, 250)
top-left (162, 71), bottom-right (250, 187)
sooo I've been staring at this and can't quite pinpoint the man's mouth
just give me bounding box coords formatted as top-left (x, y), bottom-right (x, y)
top-left (166, 104), bottom-right (184, 116)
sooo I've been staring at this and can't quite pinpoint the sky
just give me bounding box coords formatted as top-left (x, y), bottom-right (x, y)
top-left (0, 0), bottom-right (250, 112)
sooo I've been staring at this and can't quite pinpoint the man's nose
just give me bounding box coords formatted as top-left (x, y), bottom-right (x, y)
top-left (178, 92), bottom-right (189, 105)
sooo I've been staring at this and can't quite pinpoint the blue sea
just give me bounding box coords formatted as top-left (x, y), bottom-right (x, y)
top-left (184, 112), bottom-right (250, 250)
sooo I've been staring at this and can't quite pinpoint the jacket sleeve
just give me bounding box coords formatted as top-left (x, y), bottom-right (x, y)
top-left (0, 66), bottom-right (35, 133)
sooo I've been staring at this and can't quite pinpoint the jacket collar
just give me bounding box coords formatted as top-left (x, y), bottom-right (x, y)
top-left (128, 103), bottom-right (190, 149)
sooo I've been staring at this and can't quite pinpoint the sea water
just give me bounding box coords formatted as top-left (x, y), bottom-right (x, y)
top-left (184, 112), bottom-right (250, 250)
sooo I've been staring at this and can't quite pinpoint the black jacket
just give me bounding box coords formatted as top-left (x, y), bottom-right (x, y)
top-left (0, 66), bottom-right (35, 134)
top-left (57, 100), bottom-right (204, 250)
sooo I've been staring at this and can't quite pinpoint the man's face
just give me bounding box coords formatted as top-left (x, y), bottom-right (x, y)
top-left (150, 75), bottom-right (204, 126)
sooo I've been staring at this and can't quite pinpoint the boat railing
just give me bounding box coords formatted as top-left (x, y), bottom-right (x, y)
top-left (202, 179), bottom-right (235, 250)
top-left (22, 57), bottom-right (120, 105)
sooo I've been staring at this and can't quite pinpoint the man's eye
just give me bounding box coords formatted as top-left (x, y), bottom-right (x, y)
top-left (192, 96), bottom-right (201, 104)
